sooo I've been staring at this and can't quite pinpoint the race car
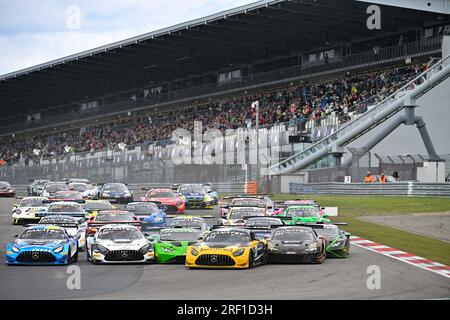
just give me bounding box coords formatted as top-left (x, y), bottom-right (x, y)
top-left (11, 196), bottom-right (49, 225)
top-left (185, 227), bottom-right (268, 269)
top-left (277, 205), bottom-right (331, 225)
top-left (37, 215), bottom-right (87, 251)
top-left (63, 178), bottom-right (90, 184)
top-left (41, 181), bottom-right (70, 198)
top-left (202, 184), bottom-right (218, 205)
top-left (98, 183), bottom-right (133, 204)
top-left (267, 226), bottom-right (326, 264)
top-left (83, 199), bottom-right (115, 218)
top-left (177, 184), bottom-right (214, 209)
top-left (6, 225), bottom-right (79, 265)
top-left (219, 205), bottom-right (268, 226)
top-left (0, 181), bottom-right (16, 197)
top-left (244, 217), bottom-right (284, 240)
top-left (153, 227), bottom-right (205, 263)
top-left (140, 188), bottom-right (185, 213)
top-left (86, 224), bottom-right (154, 264)
top-left (86, 210), bottom-right (141, 236)
top-left (39, 201), bottom-right (86, 219)
top-left (220, 197), bottom-right (269, 218)
top-left (221, 195), bottom-right (275, 215)
top-left (312, 224), bottom-right (350, 258)
top-left (124, 202), bottom-right (166, 230)
top-left (48, 190), bottom-right (85, 203)
top-left (167, 216), bottom-right (211, 233)
top-left (68, 182), bottom-right (98, 199)
top-left (27, 179), bottom-right (50, 196)
top-left (273, 199), bottom-right (319, 215)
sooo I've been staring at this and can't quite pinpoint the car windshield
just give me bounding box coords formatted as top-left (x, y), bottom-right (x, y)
top-left (204, 231), bottom-right (250, 244)
top-left (85, 202), bottom-right (112, 211)
top-left (54, 192), bottom-right (83, 199)
top-left (103, 184), bottom-right (127, 192)
top-left (69, 183), bottom-right (88, 192)
top-left (20, 228), bottom-right (67, 240)
top-left (246, 218), bottom-right (283, 227)
top-left (146, 191), bottom-right (177, 198)
top-left (39, 216), bottom-right (78, 225)
top-left (314, 227), bottom-right (340, 238)
top-left (97, 228), bottom-right (142, 240)
top-left (169, 218), bottom-right (205, 229)
top-left (160, 230), bottom-right (201, 241)
top-left (34, 180), bottom-right (49, 186)
top-left (19, 198), bottom-right (47, 207)
top-left (272, 228), bottom-right (314, 241)
top-left (95, 212), bottom-right (134, 222)
top-left (230, 199), bottom-right (265, 207)
top-left (45, 184), bottom-right (69, 193)
top-left (179, 185), bottom-right (204, 193)
top-left (229, 208), bottom-right (266, 220)
top-left (285, 207), bottom-right (321, 218)
top-left (125, 203), bottom-right (159, 214)
top-left (48, 203), bottom-right (84, 213)
top-left (0, 182), bottom-right (11, 188)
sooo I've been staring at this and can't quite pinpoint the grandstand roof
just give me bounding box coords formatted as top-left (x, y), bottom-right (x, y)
top-left (0, 0), bottom-right (447, 117)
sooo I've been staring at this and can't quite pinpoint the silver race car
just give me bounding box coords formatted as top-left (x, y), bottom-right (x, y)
top-left (86, 224), bottom-right (154, 264)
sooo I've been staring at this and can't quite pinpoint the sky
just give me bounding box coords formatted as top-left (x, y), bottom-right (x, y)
top-left (0, 0), bottom-right (258, 76)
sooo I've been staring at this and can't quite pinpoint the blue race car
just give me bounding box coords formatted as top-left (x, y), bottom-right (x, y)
top-left (124, 202), bottom-right (166, 230)
top-left (98, 183), bottom-right (133, 204)
top-left (202, 184), bottom-right (218, 205)
top-left (177, 184), bottom-right (214, 209)
top-left (6, 225), bottom-right (79, 265)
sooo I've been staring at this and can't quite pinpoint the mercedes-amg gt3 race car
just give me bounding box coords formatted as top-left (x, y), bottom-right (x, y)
top-left (177, 184), bottom-right (214, 209)
top-left (86, 210), bottom-right (141, 236)
top-left (185, 228), bottom-right (267, 269)
top-left (86, 224), bottom-right (154, 264)
top-left (37, 215), bottom-right (87, 251)
top-left (11, 196), bottom-right (49, 225)
top-left (153, 227), bottom-right (204, 263)
top-left (98, 183), bottom-right (133, 204)
top-left (6, 225), bottom-right (79, 265)
top-left (140, 188), bottom-right (185, 213)
top-left (267, 226), bottom-right (326, 264)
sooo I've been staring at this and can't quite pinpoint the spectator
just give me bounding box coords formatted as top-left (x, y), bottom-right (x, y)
top-left (364, 172), bottom-right (375, 183)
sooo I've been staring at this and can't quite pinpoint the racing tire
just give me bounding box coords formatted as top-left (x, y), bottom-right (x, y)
top-left (248, 250), bottom-right (254, 269)
top-left (72, 249), bottom-right (79, 263)
top-left (313, 246), bottom-right (326, 264)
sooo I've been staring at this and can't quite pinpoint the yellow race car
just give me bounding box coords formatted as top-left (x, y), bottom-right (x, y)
top-left (185, 227), bottom-right (268, 269)
top-left (83, 199), bottom-right (116, 218)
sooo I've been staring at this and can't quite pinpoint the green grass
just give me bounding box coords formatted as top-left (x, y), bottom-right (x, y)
top-left (271, 195), bottom-right (450, 265)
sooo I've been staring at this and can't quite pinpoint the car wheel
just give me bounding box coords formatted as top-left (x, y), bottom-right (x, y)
top-left (72, 249), bottom-right (79, 263)
top-left (248, 250), bottom-right (254, 269)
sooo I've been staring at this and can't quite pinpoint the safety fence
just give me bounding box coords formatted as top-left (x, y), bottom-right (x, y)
top-left (289, 182), bottom-right (450, 196)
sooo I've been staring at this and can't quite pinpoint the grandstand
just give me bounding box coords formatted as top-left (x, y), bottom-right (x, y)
top-left (1, 0), bottom-right (449, 187)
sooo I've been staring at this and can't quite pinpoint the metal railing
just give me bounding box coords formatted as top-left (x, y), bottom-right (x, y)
top-left (289, 182), bottom-right (450, 196)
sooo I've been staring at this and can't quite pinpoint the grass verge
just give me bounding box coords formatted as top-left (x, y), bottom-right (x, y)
top-left (271, 194), bottom-right (450, 265)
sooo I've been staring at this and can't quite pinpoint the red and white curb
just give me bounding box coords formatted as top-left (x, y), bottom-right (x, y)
top-left (350, 236), bottom-right (450, 279)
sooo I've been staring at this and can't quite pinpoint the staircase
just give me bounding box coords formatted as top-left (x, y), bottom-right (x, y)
top-left (268, 55), bottom-right (450, 175)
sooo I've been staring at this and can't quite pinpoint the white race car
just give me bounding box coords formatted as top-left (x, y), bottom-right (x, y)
top-left (86, 224), bottom-right (154, 264)
top-left (11, 197), bottom-right (49, 225)
top-left (38, 215), bottom-right (87, 251)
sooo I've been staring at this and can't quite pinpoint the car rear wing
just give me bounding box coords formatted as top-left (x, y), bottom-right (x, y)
top-left (36, 212), bottom-right (86, 218)
top-left (167, 214), bottom-right (216, 219)
top-left (43, 199), bottom-right (85, 204)
top-left (220, 203), bottom-right (267, 209)
top-left (87, 221), bottom-right (142, 228)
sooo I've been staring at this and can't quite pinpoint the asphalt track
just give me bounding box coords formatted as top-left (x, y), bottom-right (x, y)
top-left (0, 198), bottom-right (449, 300)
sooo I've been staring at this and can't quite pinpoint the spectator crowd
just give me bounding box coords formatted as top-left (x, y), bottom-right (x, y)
top-left (0, 64), bottom-right (423, 165)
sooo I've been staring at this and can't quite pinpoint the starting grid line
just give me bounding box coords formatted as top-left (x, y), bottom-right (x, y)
top-left (350, 236), bottom-right (450, 279)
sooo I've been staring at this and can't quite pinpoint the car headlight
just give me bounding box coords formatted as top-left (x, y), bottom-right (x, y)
top-left (191, 248), bottom-right (198, 256)
top-left (15, 209), bottom-right (22, 214)
top-left (140, 243), bottom-right (152, 254)
top-left (93, 244), bottom-right (109, 254)
top-left (305, 243), bottom-right (319, 252)
top-left (11, 245), bottom-right (19, 253)
top-left (233, 248), bottom-right (245, 257)
top-left (54, 246), bottom-right (64, 253)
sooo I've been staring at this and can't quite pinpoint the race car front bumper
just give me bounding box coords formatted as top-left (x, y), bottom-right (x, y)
top-left (90, 250), bottom-right (155, 264)
top-left (185, 249), bottom-right (250, 269)
top-left (6, 250), bottom-right (71, 265)
top-left (268, 251), bottom-right (323, 263)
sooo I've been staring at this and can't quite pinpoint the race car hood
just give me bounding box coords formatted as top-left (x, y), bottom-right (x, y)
top-left (17, 206), bottom-right (47, 213)
top-left (182, 193), bottom-right (205, 199)
top-left (198, 242), bottom-right (246, 250)
top-left (270, 240), bottom-right (317, 253)
top-left (13, 239), bottom-right (67, 250)
top-left (143, 197), bottom-right (178, 204)
top-left (97, 238), bottom-right (147, 250)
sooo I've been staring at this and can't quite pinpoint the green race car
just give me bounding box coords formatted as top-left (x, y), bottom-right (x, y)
top-left (276, 205), bottom-right (332, 225)
top-left (312, 224), bottom-right (351, 258)
top-left (151, 227), bottom-right (205, 263)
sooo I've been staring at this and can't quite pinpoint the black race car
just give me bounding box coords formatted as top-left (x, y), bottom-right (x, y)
top-left (267, 226), bottom-right (326, 264)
